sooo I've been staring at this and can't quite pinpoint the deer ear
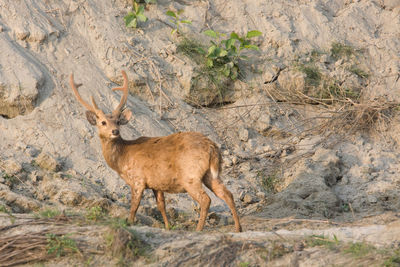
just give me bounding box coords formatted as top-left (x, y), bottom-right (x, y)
top-left (119, 109), bottom-right (132, 125)
top-left (86, 110), bottom-right (97, 125)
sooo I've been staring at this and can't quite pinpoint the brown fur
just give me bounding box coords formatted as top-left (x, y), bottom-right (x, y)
top-left (69, 71), bottom-right (242, 232)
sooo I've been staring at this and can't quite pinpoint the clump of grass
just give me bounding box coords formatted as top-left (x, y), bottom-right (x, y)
top-left (305, 235), bottom-right (340, 251)
top-left (85, 206), bottom-right (107, 222)
top-left (296, 63), bottom-right (322, 87)
top-left (105, 227), bottom-right (151, 264)
top-left (343, 242), bottom-right (375, 258)
top-left (36, 208), bottom-right (61, 219)
top-left (330, 42), bottom-right (356, 60)
top-left (348, 66), bottom-right (369, 79)
top-left (383, 249), bottom-right (400, 266)
top-left (258, 171), bottom-right (280, 193)
top-left (177, 37), bottom-right (207, 65)
top-left (46, 233), bottom-right (79, 257)
top-left (0, 204), bottom-right (9, 214)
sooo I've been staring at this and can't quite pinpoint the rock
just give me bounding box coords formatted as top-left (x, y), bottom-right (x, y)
top-left (35, 152), bottom-right (61, 172)
top-left (246, 139), bottom-right (258, 151)
top-left (58, 190), bottom-right (83, 206)
top-left (0, 34), bottom-right (44, 118)
top-left (25, 145), bottom-right (39, 157)
top-left (256, 191), bottom-right (266, 200)
top-left (244, 194), bottom-right (259, 205)
top-left (368, 195), bottom-right (378, 204)
top-left (239, 162), bottom-right (252, 173)
top-left (0, 190), bottom-right (40, 212)
top-left (240, 191), bottom-right (258, 205)
top-left (231, 155), bottom-right (238, 165)
top-left (29, 170), bottom-right (42, 182)
top-left (207, 212), bottom-right (220, 225)
top-left (1, 159), bottom-right (22, 176)
top-left (239, 127), bottom-right (249, 142)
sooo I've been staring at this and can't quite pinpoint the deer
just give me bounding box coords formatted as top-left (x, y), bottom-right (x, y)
top-left (69, 70), bottom-right (242, 232)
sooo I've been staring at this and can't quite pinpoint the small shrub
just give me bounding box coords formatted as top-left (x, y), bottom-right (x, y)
top-left (344, 242), bottom-right (375, 258)
top-left (330, 42), bottom-right (356, 60)
top-left (86, 206), bottom-right (107, 222)
top-left (203, 29), bottom-right (262, 80)
top-left (0, 204), bottom-right (10, 214)
top-left (305, 235), bottom-right (339, 251)
top-left (36, 208), bottom-right (61, 219)
top-left (124, 2), bottom-right (147, 28)
top-left (383, 249), bottom-right (400, 266)
top-left (259, 171), bottom-right (280, 193)
top-left (297, 63), bottom-right (321, 87)
top-left (46, 233), bottom-right (79, 257)
top-left (166, 9), bottom-right (191, 36)
top-left (106, 227), bottom-right (150, 263)
top-left (177, 37), bottom-right (206, 64)
top-left (348, 66), bottom-right (369, 79)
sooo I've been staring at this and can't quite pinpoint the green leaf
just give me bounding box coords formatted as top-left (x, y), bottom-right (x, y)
top-left (225, 38), bottom-right (236, 49)
top-left (230, 32), bottom-right (240, 40)
top-left (204, 29), bottom-right (217, 38)
top-left (124, 13), bottom-right (137, 28)
top-left (244, 44), bottom-right (259, 50)
top-left (206, 58), bottom-right (214, 67)
top-left (246, 30), bottom-right (262, 38)
top-left (136, 14), bottom-right (147, 22)
top-left (180, 20), bottom-right (192, 24)
top-left (207, 45), bottom-right (217, 57)
top-left (177, 9), bottom-right (184, 15)
top-left (133, 2), bottom-right (139, 12)
top-left (171, 29), bottom-right (177, 35)
top-left (137, 5), bottom-right (145, 15)
top-left (223, 66), bottom-right (230, 77)
top-left (226, 62), bottom-right (234, 68)
top-left (196, 47), bottom-right (206, 55)
top-left (166, 10), bottom-right (176, 18)
top-left (127, 18), bottom-right (137, 28)
top-left (230, 69), bottom-right (238, 80)
top-left (218, 49), bottom-right (228, 57)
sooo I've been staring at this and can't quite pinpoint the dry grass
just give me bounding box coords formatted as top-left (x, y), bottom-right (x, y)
top-left (265, 79), bottom-right (399, 139)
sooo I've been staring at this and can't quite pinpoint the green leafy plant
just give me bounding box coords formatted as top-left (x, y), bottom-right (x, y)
top-left (46, 233), bottom-right (79, 257)
top-left (330, 42), bottom-right (356, 60)
top-left (305, 235), bottom-right (340, 251)
top-left (124, 2), bottom-right (147, 28)
top-left (166, 9), bottom-right (191, 35)
top-left (86, 206), bottom-right (107, 222)
top-left (344, 242), bottom-right (375, 258)
top-left (142, 0), bottom-right (156, 4)
top-left (203, 29), bottom-right (262, 80)
top-left (36, 208), bottom-right (61, 219)
top-left (258, 171), bottom-right (280, 193)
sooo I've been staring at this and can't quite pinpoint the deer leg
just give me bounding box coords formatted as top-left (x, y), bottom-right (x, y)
top-left (128, 185), bottom-right (144, 224)
top-left (185, 184), bottom-right (211, 231)
top-left (153, 189), bottom-right (170, 230)
top-left (204, 175), bottom-right (242, 232)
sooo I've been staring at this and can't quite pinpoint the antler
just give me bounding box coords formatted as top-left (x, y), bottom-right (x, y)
top-left (112, 70), bottom-right (129, 116)
top-left (69, 74), bottom-right (102, 114)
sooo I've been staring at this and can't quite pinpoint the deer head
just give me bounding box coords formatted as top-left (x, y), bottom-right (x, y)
top-left (69, 71), bottom-right (132, 140)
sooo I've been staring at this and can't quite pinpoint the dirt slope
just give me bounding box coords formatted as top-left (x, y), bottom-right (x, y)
top-left (0, 0), bottom-right (400, 266)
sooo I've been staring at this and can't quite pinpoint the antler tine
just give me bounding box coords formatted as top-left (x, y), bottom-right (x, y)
top-left (70, 74), bottom-right (100, 113)
top-left (112, 70), bottom-right (129, 116)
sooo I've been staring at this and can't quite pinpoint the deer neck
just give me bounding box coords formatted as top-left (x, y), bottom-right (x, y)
top-left (100, 136), bottom-right (125, 173)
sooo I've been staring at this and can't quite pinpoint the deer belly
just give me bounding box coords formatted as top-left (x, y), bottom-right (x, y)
top-left (146, 177), bottom-right (186, 193)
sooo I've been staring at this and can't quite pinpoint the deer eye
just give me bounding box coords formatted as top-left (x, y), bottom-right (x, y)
top-left (101, 121), bottom-right (107, 126)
